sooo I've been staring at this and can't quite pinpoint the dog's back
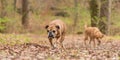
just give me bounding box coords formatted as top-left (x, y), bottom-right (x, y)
top-left (84, 25), bottom-right (103, 39)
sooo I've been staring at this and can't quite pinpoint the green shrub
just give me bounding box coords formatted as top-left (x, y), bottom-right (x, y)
top-left (0, 18), bottom-right (9, 32)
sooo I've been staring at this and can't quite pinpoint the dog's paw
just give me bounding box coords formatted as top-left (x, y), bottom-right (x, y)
top-left (51, 46), bottom-right (57, 50)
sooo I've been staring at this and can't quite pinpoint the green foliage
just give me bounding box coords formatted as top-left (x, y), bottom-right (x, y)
top-left (0, 18), bottom-right (9, 32)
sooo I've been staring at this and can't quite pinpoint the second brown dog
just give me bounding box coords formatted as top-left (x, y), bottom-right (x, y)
top-left (84, 24), bottom-right (104, 47)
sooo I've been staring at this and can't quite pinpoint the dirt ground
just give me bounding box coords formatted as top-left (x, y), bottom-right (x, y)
top-left (0, 34), bottom-right (120, 60)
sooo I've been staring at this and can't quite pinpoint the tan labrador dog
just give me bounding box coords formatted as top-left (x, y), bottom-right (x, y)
top-left (84, 24), bottom-right (104, 47)
top-left (45, 19), bottom-right (66, 51)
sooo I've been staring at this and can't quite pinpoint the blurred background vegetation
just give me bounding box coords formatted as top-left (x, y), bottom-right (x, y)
top-left (0, 0), bottom-right (120, 35)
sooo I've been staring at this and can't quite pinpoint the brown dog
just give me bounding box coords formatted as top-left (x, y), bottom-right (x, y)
top-left (45, 19), bottom-right (66, 50)
top-left (84, 24), bottom-right (104, 47)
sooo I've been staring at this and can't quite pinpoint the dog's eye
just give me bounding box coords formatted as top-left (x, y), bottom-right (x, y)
top-left (47, 30), bottom-right (49, 32)
top-left (53, 30), bottom-right (55, 33)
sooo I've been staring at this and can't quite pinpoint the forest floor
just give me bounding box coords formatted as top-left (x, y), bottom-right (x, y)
top-left (0, 34), bottom-right (120, 60)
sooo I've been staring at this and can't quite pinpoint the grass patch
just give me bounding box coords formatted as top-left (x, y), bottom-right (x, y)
top-left (104, 35), bottom-right (120, 40)
top-left (0, 34), bottom-right (31, 45)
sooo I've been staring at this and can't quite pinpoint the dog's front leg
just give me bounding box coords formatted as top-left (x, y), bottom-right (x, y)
top-left (84, 34), bottom-right (88, 47)
top-left (97, 38), bottom-right (101, 46)
top-left (49, 38), bottom-right (55, 49)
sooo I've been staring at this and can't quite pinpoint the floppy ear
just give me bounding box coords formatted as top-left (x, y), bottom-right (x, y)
top-left (45, 25), bottom-right (49, 29)
top-left (56, 25), bottom-right (60, 29)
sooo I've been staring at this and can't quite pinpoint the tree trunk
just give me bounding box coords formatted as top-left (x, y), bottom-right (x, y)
top-left (0, 0), bottom-right (7, 18)
top-left (89, 0), bottom-right (99, 27)
top-left (14, 0), bottom-right (17, 11)
top-left (73, 0), bottom-right (78, 27)
top-left (99, 0), bottom-right (109, 34)
top-left (22, 0), bottom-right (29, 28)
top-left (107, 0), bottom-right (112, 35)
top-left (90, 0), bottom-right (111, 34)
top-left (73, 0), bottom-right (78, 33)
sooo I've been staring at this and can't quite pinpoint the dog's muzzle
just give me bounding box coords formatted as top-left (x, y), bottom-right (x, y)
top-left (48, 32), bottom-right (54, 38)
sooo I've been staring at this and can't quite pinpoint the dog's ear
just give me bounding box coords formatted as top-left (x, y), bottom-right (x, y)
top-left (45, 25), bottom-right (49, 29)
top-left (56, 25), bottom-right (60, 29)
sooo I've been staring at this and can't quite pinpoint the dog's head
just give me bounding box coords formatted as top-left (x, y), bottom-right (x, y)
top-left (99, 33), bottom-right (105, 39)
top-left (45, 24), bottom-right (60, 39)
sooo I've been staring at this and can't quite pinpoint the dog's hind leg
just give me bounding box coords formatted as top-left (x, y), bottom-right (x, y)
top-left (84, 35), bottom-right (88, 46)
top-left (89, 38), bottom-right (92, 45)
top-left (93, 38), bottom-right (96, 48)
top-left (57, 36), bottom-right (66, 52)
top-left (60, 36), bottom-right (66, 52)
top-left (89, 37), bottom-right (96, 48)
